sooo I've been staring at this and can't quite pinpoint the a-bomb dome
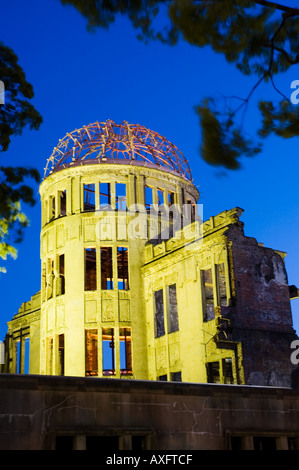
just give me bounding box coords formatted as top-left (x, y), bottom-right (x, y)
top-left (44, 120), bottom-right (192, 181)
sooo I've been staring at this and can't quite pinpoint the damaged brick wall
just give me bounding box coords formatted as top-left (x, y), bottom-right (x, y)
top-left (225, 223), bottom-right (298, 386)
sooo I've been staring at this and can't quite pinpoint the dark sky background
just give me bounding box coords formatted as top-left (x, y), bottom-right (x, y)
top-left (1, 0), bottom-right (299, 341)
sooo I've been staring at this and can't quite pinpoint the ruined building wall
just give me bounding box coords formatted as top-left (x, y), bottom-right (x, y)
top-left (142, 208), bottom-right (298, 386)
top-left (4, 292), bottom-right (41, 374)
top-left (225, 223), bottom-right (297, 386)
top-left (142, 209), bottom-right (245, 385)
top-left (4, 203), bottom-right (297, 387)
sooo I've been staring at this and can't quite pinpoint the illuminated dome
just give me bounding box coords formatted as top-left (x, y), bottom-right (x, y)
top-left (44, 120), bottom-right (192, 181)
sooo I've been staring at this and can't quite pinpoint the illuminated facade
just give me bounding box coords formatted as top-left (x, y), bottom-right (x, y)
top-left (2, 120), bottom-right (298, 386)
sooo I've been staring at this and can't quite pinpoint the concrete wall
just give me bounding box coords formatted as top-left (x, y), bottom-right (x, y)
top-left (1, 374), bottom-right (299, 450)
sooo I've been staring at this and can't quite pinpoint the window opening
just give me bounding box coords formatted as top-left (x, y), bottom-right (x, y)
top-left (117, 247), bottom-right (129, 290)
top-left (181, 188), bottom-right (185, 205)
top-left (115, 183), bottom-right (127, 210)
top-left (86, 436), bottom-right (119, 451)
top-left (47, 258), bottom-right (54, 299)
top-left (101, 247), bottom-right (113, 290)
top-left (154, 289), bottom-right (165, 338)
top-left (60, 190), bottom-right (67, 216)
top-left (50, 195), bottom-right (55, 220)
top-left (222, 358), bottom-right (233, 384)
top-left (55, 436), bottom-right (74, 450)
top-left (145, 186), bottom-right (153, 210)
top-left (217, 263), bottom-right (227, 306)
top-left (84, 184), bottom-right (95, 211)
top-left (120, 327), bottom-right (132, 375)
top-left (230, 436), bottom-right (244, 450)
top-left (58, 254), bottom-right (65, 295)
top-left (132, 436), bottom-right (147, 451)
top-left (203, 269), bottom-right (215, 321)
top-left (158, 374), bottom-right (167, 381)
top-left (58, 334), bottom-right (65, 376)
top-left (168, 190), bottom-right (175, 207)
top-left (16, 340), bottom-right (21, 374)
top-left (186, 198), bottom-right (196, 222)
top-left (102, 328), bottom-right (115, 375)
top-left (85, 329), bottom-right (98, 376)
top-left (157, 188), bottom-right (164, 206)
top-left (170, 371), bottom-right (182, 382)
top-left (288, 438), bottom-right (299, 450)
top-left (167, 284), bottom-right (179, 333)
top-left (206, 361), bottom-right (220, 383)
top-left (253, 436), bottom-right (276, 451)
top-left (85, 248), bottom-right (97, 291)
top-left (100, 182), bottom-right (111, 208)
top-left (24, 337), bottom-right (30, 374)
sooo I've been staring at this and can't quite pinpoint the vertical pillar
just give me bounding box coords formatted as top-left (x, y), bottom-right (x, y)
top-left (119, 435), bottom-right (132, 450)
top-left (137, 174), bottom-right (145, 207)
top-left (242, 435), bottom-right (254, 450)
top-left (127, 174), bottom-right (135, 209)
top-left (66, 177), bottom-right (72, 215)
top-left (276, 436), bottom-right (288, 450)
top-left (73, 175), bottom-right (81, 214)
top-left (73, 435), bottom-right (86, 450)
top-left (20, 334), bottom-right (25, 374)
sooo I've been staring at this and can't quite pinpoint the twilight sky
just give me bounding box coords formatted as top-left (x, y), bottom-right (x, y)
top-left (1, 0), bottom-right (299, 341)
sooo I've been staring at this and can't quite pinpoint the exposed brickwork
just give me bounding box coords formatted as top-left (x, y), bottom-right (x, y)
top-left (225, 223), bottom-right (298, 386)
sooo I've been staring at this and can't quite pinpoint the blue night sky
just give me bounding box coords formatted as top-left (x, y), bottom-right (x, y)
top-left (1, 0), bottom-right (299, 341)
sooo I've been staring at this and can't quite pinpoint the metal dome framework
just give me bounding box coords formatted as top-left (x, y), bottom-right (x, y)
top-left (44, 120), bottom-right (192, 181)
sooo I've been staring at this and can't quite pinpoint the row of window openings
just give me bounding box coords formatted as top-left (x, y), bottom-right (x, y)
top-left (43, 247), bottom-right (128, 300)
top-left (46, 329), bottom-right (132, 377)
top-left (153, 263), bottom-right (228, 338)
top-left (46, 183), bottom-right (194, 222)
top-left (231, 435), bottom-right (299, 451)
top-left (85, 184), bottom-right (194, 213)
top-left (206, 358), bottom-right (234, 384)
top-left (56, 434), bottom-right (149, 451)
top-left (56, 433), bottom-right (299, 451)
top-left (158, 371), bottom-right (182, 382)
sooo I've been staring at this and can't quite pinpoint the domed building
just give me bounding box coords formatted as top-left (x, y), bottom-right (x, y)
top-left (2, 120), bottom-right (298, 387)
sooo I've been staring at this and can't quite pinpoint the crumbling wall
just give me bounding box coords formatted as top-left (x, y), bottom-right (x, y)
top-left (226, 224), bottom-right (298, 386)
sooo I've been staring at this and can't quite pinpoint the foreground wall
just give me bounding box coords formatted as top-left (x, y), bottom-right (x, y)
top-left (1, 374), bottom-right (299, 450)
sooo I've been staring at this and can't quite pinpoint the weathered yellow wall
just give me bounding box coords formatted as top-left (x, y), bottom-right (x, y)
top-left (142, 209), bottom-right (245, 384)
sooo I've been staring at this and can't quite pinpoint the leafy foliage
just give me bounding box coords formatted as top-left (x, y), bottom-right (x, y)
top-left (0, 43), bottom-right (42, 152)
top-left (259, 99), bottom-right (299, 138)
top-left (196, 99), bottom-right (261, 169)
top-left (0, 44), bottom-right (42, 270)
top-left (0, 166), bottom-right (40, 272)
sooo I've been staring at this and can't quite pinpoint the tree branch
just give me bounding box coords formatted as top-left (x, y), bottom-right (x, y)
top-left (254, 0), bottom-right (299, 15)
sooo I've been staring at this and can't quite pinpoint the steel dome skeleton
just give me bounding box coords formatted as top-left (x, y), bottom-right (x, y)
top-left (44, 120), bottom-right (192, 181)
